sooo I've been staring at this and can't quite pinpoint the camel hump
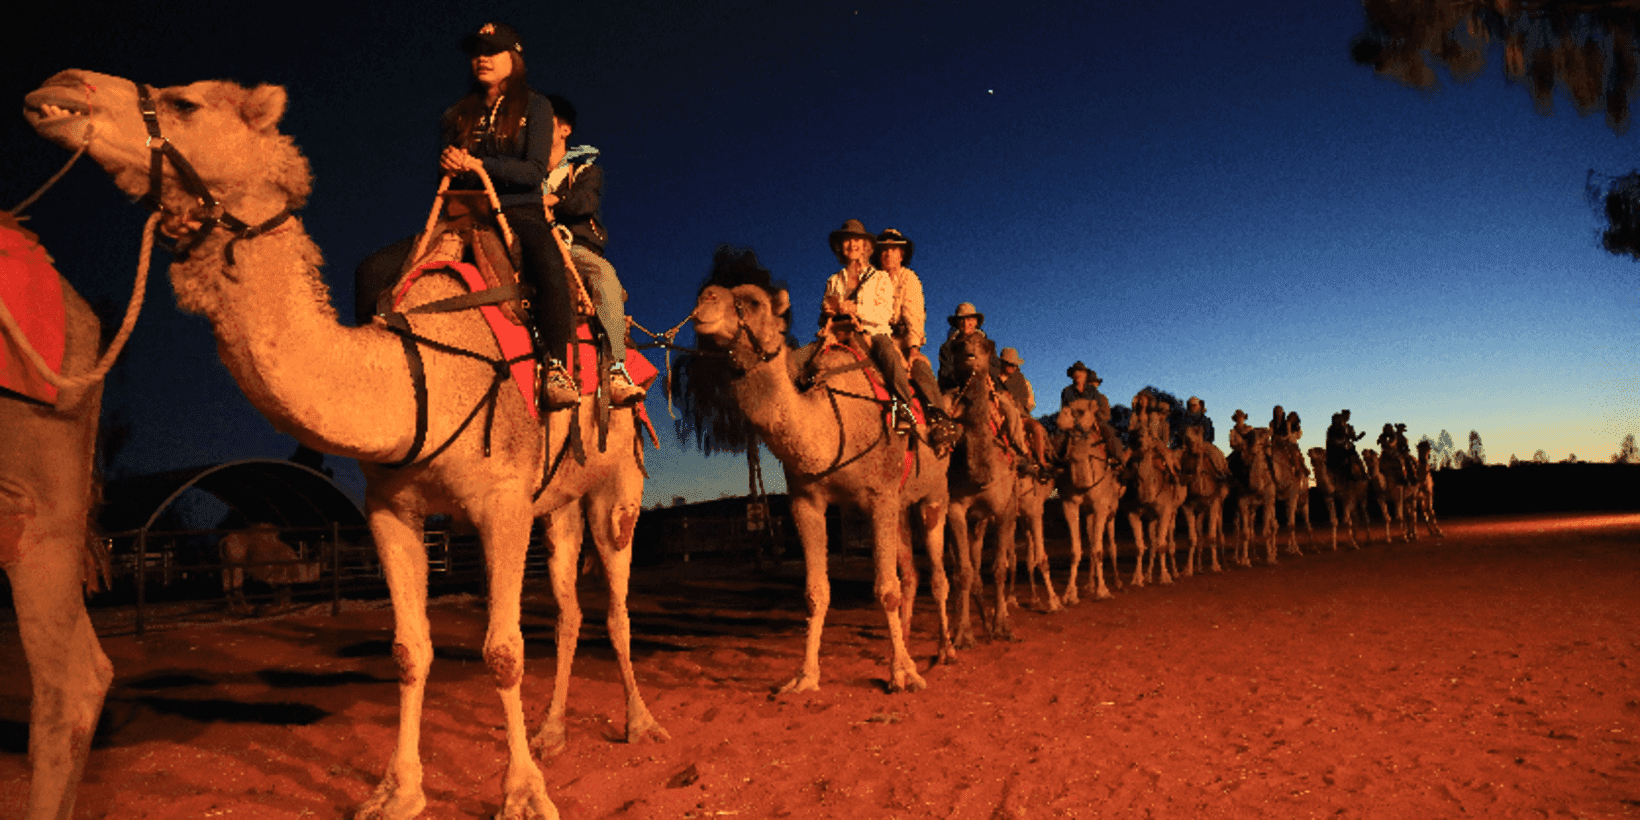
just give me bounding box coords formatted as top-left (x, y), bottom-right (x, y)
top-left (394, 209), bottom-right (531, 326)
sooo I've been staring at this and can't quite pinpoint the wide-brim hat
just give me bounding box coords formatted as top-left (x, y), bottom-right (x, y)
top-left (999, 347), bottom-right (1024, 366)
top-left (1066, 360), bottom-right (1098, 381)
top-left (828, 219), bottom-right (875, 257)
top-left (947, 302), bottom-right (984, 328)
top-left (463, 22), bottom-right (525, 57)
top-left (1232, 409), bottom-right (1248, 421)
top-left (872, 228), bottom-right (914, 267)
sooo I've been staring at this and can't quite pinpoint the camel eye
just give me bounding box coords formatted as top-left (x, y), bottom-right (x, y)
top-left (168, 97), bottom-right (200, 115)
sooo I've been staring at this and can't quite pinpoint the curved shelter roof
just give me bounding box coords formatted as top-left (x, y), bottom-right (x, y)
top-left (98, 458), bottom-right (365, 534)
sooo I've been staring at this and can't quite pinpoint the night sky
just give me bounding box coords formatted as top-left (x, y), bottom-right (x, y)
top-left (3, 0), bottom-right (1635, 510)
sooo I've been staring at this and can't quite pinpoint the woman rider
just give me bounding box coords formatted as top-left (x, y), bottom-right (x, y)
top-left (353, 22), bottom-right (578, 410)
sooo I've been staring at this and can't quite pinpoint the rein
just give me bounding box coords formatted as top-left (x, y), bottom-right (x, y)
top-left (135, 83), bottom-right (293, 264)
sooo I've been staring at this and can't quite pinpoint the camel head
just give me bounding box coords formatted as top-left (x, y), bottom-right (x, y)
top-left (947, 330), bottom-right (994, 398)
top-left (24, 70), bottom-right (312, 262)
top-left (692, 283), bottom-right (790, 372)
top-left (1055, 397), bottom-right (1098, 433)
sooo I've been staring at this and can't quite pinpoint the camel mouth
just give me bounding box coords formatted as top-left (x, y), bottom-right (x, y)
top-left (22, 87), bottom-right (91, 138)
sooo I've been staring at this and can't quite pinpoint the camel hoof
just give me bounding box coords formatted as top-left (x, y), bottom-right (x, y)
top-left (356, 773), bottom-right (427, 820)
top-left (626, 715), bottom-right (671, 745)
top-left (775, 675), bottom-right (820, 695)
top-left (934, 647), bottom-right (960, 666)
top-left (890, 669), bottom-right (929, 693)
top-left (1062, 590), bottom-right (1080, 606)
top-left (529, 723), bottom-right (568, 759)
top-left (497, 762), bottom-right (557, 820)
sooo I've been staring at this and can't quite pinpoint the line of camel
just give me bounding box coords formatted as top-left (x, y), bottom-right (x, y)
top-left (8, 70), bottom-right (1437, 820)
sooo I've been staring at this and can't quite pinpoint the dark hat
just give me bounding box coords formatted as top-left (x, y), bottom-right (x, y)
top-left (1066, 361), bottom-right (1098, 381)
top-left (872, 228), bottom-right (915, 267)
top-left (544, 94), bottom-right (577, 130)
top-left (828, 219), bottom-right (876, 258)
top-left (999, 347), bottom-right (1024, 366)
top-left (1232, 409), bottom-right (1248, 421)
top-left (947, 302), bottom-right (985, 328)
top-left (462, 22), bottom-right (525, 57)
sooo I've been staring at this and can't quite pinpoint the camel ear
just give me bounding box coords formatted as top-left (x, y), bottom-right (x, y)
top-left (243, 84), bottom-right (288, 132)
top-left (770, 289), bottom-right (790, 320)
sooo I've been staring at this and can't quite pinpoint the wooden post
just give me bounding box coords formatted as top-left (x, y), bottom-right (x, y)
top-left (330, 521), bottom-right (342, 617)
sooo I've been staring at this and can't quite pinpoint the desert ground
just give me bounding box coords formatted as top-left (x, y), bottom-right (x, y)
top-left (2, 511), bottom-right (1638, 819)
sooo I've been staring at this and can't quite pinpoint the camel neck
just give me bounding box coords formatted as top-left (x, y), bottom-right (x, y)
top-left (174, 213), bottom-right (415, 463)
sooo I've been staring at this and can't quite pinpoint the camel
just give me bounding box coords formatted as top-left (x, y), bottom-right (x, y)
top-left (27, 70), bottom-right (668, 820)
top-left (1004, 418), bottom-right (1063, 613)
top-left (687, 256), bottom-right (928, 692)
top-left (1227, 428), bottom-right (1278, 566)
top-left (1269, 434), bottom-right (1313, 556)
top-left (942, 330), bottom-right (1024, 644)
top-left (219, 523), bottom-right (323, 613)
top-left (1053, 398), bottom-right (1122, 602)
top-left (1363, 448), bottom-right (1415, 543)
top-left (1305, 447), bottom-right (1372, 551)
top-left (1123, 393), bottom-right (1186, 586)
top-left (898, 417), bottom-right (958, 665)
top-left (1411, 440), bottom-right (1444, 538)
top-left (1177, 425), bottom-right (1231, 575)
top-left (0, 215), bottom-right (114, 820)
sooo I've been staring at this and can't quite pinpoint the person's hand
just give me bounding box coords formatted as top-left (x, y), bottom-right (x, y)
top-left (440, 146), bottom-right (481, 174)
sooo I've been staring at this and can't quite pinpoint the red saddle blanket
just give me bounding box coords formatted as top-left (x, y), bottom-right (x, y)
top-left (0, 214), bottom-right (66, 406)
top-left (392, 261), bottom-right (658, 421)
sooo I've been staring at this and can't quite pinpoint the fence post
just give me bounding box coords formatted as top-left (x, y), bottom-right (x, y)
top-left (135, 529), bottom-right (147, 636)
top-left (331, 521), bottom-right (342, 617)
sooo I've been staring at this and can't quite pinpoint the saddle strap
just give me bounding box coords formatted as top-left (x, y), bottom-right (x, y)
top-left (407, 281), bottom-right (525, 315)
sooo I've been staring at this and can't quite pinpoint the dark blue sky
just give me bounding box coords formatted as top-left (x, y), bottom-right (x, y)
top-left (4, 0), bottom-right (1635, 508)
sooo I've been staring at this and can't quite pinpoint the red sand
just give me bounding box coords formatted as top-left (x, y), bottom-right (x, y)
top-left (2, 512), bottom-right (1638, 818)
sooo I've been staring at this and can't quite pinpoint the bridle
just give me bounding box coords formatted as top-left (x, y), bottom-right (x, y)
top-left (722, 296), bottom-right (782, 374)
top-left (136, 83), bottom-right (293, 263)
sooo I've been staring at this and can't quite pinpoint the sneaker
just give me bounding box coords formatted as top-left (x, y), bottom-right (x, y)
top-left (541, 360), bottom-right (579, 410)
top-left (608, 362), bottom-right (646, 407)
top-left (892, 400), bottom-right (916, 433)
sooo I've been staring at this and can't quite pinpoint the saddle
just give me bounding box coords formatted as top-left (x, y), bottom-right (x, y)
top-left (380, 190), bottom-right (530, 325)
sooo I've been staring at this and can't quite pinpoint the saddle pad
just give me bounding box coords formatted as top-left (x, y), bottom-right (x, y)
top-left (393, 262), bottom-right (659, 422)
top-left (0, 216), bottom-right (66, 406)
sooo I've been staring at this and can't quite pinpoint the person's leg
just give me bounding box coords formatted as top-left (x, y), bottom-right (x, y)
top-left (869, 334), bottom-right (916, 430)
top-left (504, 206), bottom-right (578, 408)
top-left (906, 351), bottom-right (945, 414)
top-left (352, 235), bottom-right (417, 326)
top-left (569, 245), bottom-right (643, 405)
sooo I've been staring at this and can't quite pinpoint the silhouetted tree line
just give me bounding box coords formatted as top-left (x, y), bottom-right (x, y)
top-left (1352, 0), bottom-right (1640, 259)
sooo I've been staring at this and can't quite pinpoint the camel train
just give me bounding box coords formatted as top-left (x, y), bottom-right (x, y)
top-left (14, 67), bottom-right (1443, 820)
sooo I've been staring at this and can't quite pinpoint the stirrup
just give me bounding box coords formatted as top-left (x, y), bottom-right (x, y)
top-left (607, 361), bottom-right (646, 407)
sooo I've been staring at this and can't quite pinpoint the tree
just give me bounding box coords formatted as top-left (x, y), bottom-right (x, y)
top-left (1614, 433), bottom-right (1640, 463)
top-left (1532, 448), bottom-right (1550, 463)
top-left (1434, 429), bottom-right (1457, 469)
top-left (1352, 0), bottom-right (1640, 260)
top-left (1561, 453), bottom-right (1581, 463)
top-left (1466, 430), bottom-right (1486, 467)
top-left (1509, 453), bottom-right (1521, 466)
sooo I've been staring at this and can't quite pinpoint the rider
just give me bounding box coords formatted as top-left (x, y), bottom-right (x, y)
top-left (540, 94), bottom-right (643, 406)
top-left (819, 219), bottom-right (918, 431)
top-left (1182, 396), bottom-right (1230, 476)
top-left (351, 22), bottom-right (577, 410)
top-left (1228, 409), bottom-right (1252, 453)
top-left (1326, 410), bottom-right (1366, 476)
top-left (872, 228), bottom-right (946, 417)
top-left (1060, 362), bottom-right (1126, 466)
top-left (935, 302), bottom-right (1028, 460)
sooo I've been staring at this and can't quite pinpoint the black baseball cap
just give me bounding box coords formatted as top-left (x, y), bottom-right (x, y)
top-left (462, 22), bottom-right (524, 56)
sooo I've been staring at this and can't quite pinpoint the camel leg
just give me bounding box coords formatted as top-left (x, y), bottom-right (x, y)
top-left (896, 512), bottom-right (918, 649)
top-left (1209, 500), bottom-right (1225, 572)
top-left (1060, 501), bottom-right (1084, 605)
top-left (357, 508), bottom-right (433, 820)
top-left (1156, 513), bottom-right (1176, 585)
top-left (946, 502), bottom-right (979, 650)
top-left (1029, 505), bottom-right (1062, 613)
top-left (919, 501), bottom-right (958, 665)
top-left (533, 505), bottom-right (582, 757)
top-left (1084, 512), bottom-right (1114, 600)
top-left (777, 496), bottom-right (830, 694)
top-left (9, 527), bottom-right (113, 820)
top-left (1126, 512), bottom-right (1148, 588)
top-left (871, 501), bottom-right (926, 693)
top-left (1262, 500), bottom-right (1279, 566)
top-left (968, 517), bottom-right (995, 636)
top-left (472, 497), bottom-right (555, 820)
top-left (990, 509), bottom-right (1019, 641)
top-left (1104, 517), bottom-right (1122, 593)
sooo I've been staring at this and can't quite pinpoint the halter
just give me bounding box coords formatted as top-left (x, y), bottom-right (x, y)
top-left (136, 83), bottom-right (293, 263)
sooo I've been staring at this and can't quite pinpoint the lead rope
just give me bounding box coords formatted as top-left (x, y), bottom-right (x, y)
top-left (0, 210), bottom-right (156, 400)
